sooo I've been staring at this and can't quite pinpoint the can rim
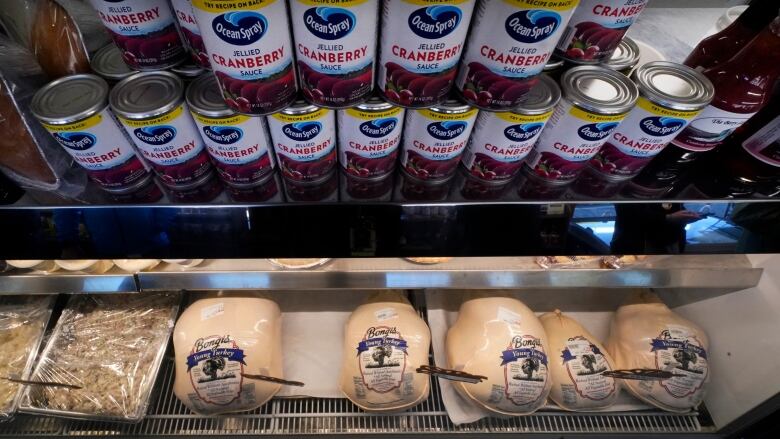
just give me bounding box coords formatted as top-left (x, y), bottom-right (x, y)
top-left (161, 170), bottom-right (218, 191)
top-left (282, 168), bottom-right (337, 186)
top-left (429, 96), bottom-right (474, 114)
top-left (91, 44), bottom-right (138, 81)
top-left (186, 74), bottom-right (235, 118)
top-left (459, 165), bottom-right (513, 187)
top-left (604, 37), bottom-right (641, 72)
top-left (340, 168), bottom-right (395, 182)
top-left (633, 61), bottom-right (715, 111)
top-left (400, 168), bottom-right (456, 185)
top-left (224, 169), bottom-right (277, 189)
top-left (109, 71), bottom-right (185, 120)
top-left (511, 74), bottom-right (561, 115)
top-left (560, 66), bottom-right (639, 115)
top-left (280, 98), bottom-right (322, 116)
top-left (170, 63), bottom-right (206, 78)
top-left (30, 74), bottom-right (109, 125)
top-left (353, 95), bottom-right (396, 112)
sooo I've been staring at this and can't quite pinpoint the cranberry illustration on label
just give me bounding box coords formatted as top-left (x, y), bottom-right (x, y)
top-left (171, 0), bottom-right (210, 68)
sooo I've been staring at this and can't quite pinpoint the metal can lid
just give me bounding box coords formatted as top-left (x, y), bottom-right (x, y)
top-left (604, 37), bottom-right (641, 72)
top-left (186, 74), bottom-right (234, 118)
top-left (171, 62), bottom-right (206, 78)
top-left (544, 56), bottom-right (564, 72)
top-left (91, 44), bottom-right (137, 81)
top-left (429, 95), bottom-right (473, 115)
top-left (109, 71), bottom-right (184, 120)
top-left (30, 74), bottom-right (109, 125)
top-left (560, 66), bottom-right (639, 115)
top-left (279, 98), bottom-right (322, 116)
top-left (354, 94), bottom-right (396, 112)
top-left (513, 75), bottom-right (561, 116)
top-left (633, 61), bottom-right (715, 111)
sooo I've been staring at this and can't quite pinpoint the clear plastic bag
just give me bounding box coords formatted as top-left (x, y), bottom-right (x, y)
top-left (22, 292), bottom-right (180, 422)
top-left (0, 295), bottom-right (56, 422)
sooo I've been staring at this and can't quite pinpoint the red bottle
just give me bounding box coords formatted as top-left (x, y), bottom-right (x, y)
top-left (684, 0), bottom-right (780, 71)
top-left (627, 15), bottom-right (780, 198)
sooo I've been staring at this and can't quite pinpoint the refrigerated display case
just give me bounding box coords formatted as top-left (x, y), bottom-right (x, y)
top-left (1, 1), bottom-right (780, 438)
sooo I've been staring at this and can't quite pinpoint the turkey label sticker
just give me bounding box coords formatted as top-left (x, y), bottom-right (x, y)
top-left (501, 335), bottom-right (548, 406)
top-left (186, 334), bottom-right (247, 405)
top-left (651, 326), bottom-right (708, 398)
top-left (356, 326), bottom-right (408, 393)
top-left (561, 336), bottom-right (616, 401)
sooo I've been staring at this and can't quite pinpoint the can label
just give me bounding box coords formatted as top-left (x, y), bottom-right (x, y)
top-left (590, 97), bottom-right (701, 178)
top-left (555, 0), bottom-right (648, 63)
top-left (526, 101), bottom-right (626, 181)
top-left (456, 0), bottom-right (578, 110)
top-left (671, 105), bottom-right (758, 152)
top-left (338, 106), bottom-right (405, 177)
top-left (742, 115), bottom-right (780, 167)
top-left (89, 0), bottom-right (187, 70)
top-left (192, 0), bottom-right (297, 115)
top-left (462, 109), bottom-right (552, 181)
top-left (42, 109), bottom-right (150, 190)
top-left (192, 112), bottom-right (275, 185)
top-left (118, 104), bottom-right (213, 186)
top-left (268, 108), bottom-right (336, 181)
top-left (379, 0), bottom-right (475, 108)
top-left (292, 0), bottom-right (377, 107)
top-left (171, 0), bottom-right (210, 68)
top-left (401, 107), bottom-right (478, 180)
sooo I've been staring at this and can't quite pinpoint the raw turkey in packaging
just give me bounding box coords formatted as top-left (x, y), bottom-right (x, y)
top-left (21, 293), bottom-right (179, 422)
top-left (446, 294), bottom-right (552, 416)
top-left (607, 291), bottom-right (709, 413)
top-left (540, 310), bottom-right (620, 411)
top-left (173, 292), bottom-right (284, 415)
top-left (0, 36), bottom-right (90, 199)
top-left (339, 291), bottom-right (431, 412)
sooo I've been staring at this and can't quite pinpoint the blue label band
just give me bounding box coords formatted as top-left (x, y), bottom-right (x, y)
top-left (356, 337), bottom-right (408, 355)
top-left (500, 348), bottom-right (548, 366)
top-left (186, 348), bottom-right (247, 370)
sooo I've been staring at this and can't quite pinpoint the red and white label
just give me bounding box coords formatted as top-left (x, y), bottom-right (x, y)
top-left (671, 105), bottom-right (757, 152)
top-left (742, 114), bottom-right (780, 167)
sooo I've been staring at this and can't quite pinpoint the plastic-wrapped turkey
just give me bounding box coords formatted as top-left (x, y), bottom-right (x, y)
top-left (607, 291), bottom-right (709, 412)
top-left (540, 310), bottom-right (619, 411)
top-left (173, 292), bottom-right (283, 415)
top-left (339, 291), bottom-right (431, 412)
top-left (446, 294), bottom-right (551, 415)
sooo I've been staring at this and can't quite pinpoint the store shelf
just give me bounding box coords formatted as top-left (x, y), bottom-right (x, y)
top-left (0, 272), bottom-right (137, 295)
top-left (0, 358), bottom-right (713, 438)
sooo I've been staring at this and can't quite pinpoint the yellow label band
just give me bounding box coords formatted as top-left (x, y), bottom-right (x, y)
top-left (417, 107), bottom-right (479, 122)
top-left (43, 112), bottom-right (103, 131)
top-left (295, 0), bottom-right (368, 6)
top-left (119, 105), bottom-right (184, 128)
top-left (637, 97), bottom-right (702, 118)
top-left (193, 112), bottom-right (252, 126)
top-left (503, 0), bottom-right (579, 11)
top-left (569, 106), bottom-right (627, 123)
top-left (495, 109), bottom-right (553, 124)
top-left (346, 107), bottom-right (403, 120)
top-left (404, 0), bottom-right (472, 5)
top-left (271, 107), bottom-right (330, 123)
top-left (192, 0), bottom-right (277, 13)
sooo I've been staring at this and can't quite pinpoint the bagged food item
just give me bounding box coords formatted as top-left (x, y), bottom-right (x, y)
top-left (0, 0), bottom-right (36, 47)
top-left (339, 291), bottom-right (431, 412)
top-left (606, 291), bottom-right (709, 413)
top-left (446, 294), bottom-right (551, 415)
top-left (0, 295), bottom-right (56, 421)
top-left (21, 293), bottom-right (179, 422)
top-left (30, 0), bottom-right (110, 78)
top-left (0, 36), bottom-right (89, 197)
top-left (173, 292), bottom-right (283, 415)
top-left (540, 310), bottom-right (620, 411)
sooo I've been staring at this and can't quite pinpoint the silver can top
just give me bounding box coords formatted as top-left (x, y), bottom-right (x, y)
top-left (513, 75), bottom-right (561, 116)
top-left (543, 57), bottom-right (564, 72)
top-left (110, 71), bottom-right (184, 120)
top-left (186, 74), bottom-right (234, 118)
top-left (279, 98), bottom-right (322, 116)
top-left (171, 62), bottom-right (206, 79)
top-left (560, 66), bottom-right (639, 115)
top-left (354, 95), bottom-right (396, 112)
top-left (429, 96), bottom-right (474, 115)
top-left (604, 37), bottom-right (641, 73)
top-left (30, 74), bottom-right (109, 125)
top-left (633, 61), bottom-right (715, 111)
top-left (90, 44), bottom-right (137, 82)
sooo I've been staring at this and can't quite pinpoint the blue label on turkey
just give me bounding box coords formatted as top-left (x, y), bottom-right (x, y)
top-left (651, 328), bottom-right (709, 399)
top-left (502, 335), bottom-right (549, 407)
top-left (561, 336), bottom-right (616, 402)
top-left (357, 326), bottom-right (408, 393)
top-left (187, 335), bottom-right (248, 405)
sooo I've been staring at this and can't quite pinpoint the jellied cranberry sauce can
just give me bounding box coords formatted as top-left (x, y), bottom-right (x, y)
top-left (523, 65), bottom-right (638, 183)
top-left (191, 0), bottom-right (297, 115)
top-left (379, 0), bottom-right (476, 108)
top-left (267, 99), bottom-right (337, 182)
top-left (587, 61), bottom-right (714, 180)
top-left (456, 0), bottom-right (578, 110)
top-left (110, 71), bottom-right (215, 188)
top-left (30, 74), bottom-right (152, 193)
top-left (291, 0), bottom-right (379, 108)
